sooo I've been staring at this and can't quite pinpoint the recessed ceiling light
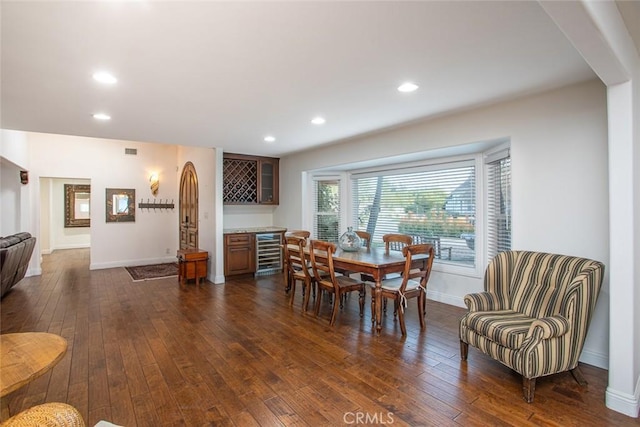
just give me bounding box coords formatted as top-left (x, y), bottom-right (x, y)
top-left (397, 82), bottom-right (419, 93)
top-left (92, 71), bottom-right (117, 85)
top-left (311, 116), bottom-right (326, 125)
top-left (92, 113), bottom-right (111, 121)
top-left (264, 136), bottom-right (276, 143)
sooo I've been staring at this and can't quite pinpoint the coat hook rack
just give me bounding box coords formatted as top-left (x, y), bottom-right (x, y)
top-left (138, 198), bottom-right (175, 210)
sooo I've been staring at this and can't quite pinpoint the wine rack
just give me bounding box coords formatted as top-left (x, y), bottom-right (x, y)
top-left (223, 157), bottom-right (258, 203)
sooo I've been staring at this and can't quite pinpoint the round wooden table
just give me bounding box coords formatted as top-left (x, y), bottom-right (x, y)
top-left (0, 332), bottom-right (68, 397)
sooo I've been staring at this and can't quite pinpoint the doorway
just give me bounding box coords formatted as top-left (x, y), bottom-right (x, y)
top-left (39, 177), bottom-right (91, 256)
top-left (179, 162), bottom-right (199, 250)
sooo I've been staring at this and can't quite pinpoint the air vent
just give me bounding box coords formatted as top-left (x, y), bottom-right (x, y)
top-left (125, 148), bottom-right (137, 155)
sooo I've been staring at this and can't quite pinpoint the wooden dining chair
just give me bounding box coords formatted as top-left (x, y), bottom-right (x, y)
top-left (285, 230), bottom-right (311, 239)
top-left (355, 231), bottom-right (371, 248)
top-left (282, 235), bottom-right (314, 312)
top-left (283, 230), bottom-right (310, 293)
top-left (309, 240), bottom-right (366, 326)
top-left (369, 243), bottom-right (435, 336)
top-left (383, 233), bottom-right (413, 253)
top-left (369, 233), bottom-right (414, 314)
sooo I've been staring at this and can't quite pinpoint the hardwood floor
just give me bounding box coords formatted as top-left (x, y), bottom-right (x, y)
top-left (1, 249), bottom-right (637, 426)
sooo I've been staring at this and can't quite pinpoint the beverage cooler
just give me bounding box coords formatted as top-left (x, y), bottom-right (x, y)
top-left (255, 233), bottom-right (283, 275)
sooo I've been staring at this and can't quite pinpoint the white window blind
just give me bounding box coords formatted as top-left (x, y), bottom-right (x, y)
top-left (486, 150), bottom-right (511, 261)
top-left (313, 179), bottom-right (341, 243)
top-left (352, 162), bottom-right (476, 266)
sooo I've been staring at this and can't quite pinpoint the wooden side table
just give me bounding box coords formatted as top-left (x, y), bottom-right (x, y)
top-left (177, 248), bottom-right (209, 288)
top-left (1, 332), bottom-right (67, 419)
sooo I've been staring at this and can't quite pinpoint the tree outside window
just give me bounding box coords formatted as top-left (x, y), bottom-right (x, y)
top-left (315, 180), bottom-right (340, 243)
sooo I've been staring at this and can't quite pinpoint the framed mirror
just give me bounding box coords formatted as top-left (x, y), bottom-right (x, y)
top-left (106, 188), bottom-right (135, 222)
top-left (64, 184), bottom-right (91, 228)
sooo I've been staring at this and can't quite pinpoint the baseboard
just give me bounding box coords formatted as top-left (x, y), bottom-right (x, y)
top-left (90, 256), bottom-right (177, 270)
top-left (606, 375), bottom-right (640, 418)
top-left (26, 267), bottom-right (42, 277)
top-left (426, 289), bottom-right (466, 308)
top-left (579, 348), bottom-right (608, 370)
top-left (41, 249), bottom-right (52, 255)
top-left (53, 243), bottom-right (90, 250)
top-left (213, 274), bottom-right (225, 284)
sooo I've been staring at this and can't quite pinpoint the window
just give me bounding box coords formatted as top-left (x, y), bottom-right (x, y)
top-left (307, 143), bottom-right (509, 273)
top-left (486, 149), bottom-right (511, 261)
top-left (352, 161), bottom-right (476, 267)
top-left (313, 178), bottom-right (341, 243)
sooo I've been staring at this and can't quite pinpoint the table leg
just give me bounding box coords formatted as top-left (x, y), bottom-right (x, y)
top-left (1, 396), bottom-right (10, 420)
top-left (375, 280), bottom-right (383, 334)
top-left (179, 261), bottom-right (185, 288)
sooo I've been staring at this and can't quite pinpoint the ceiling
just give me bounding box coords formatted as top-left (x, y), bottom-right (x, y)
top-left (1, 1), bottom-right (602, 157)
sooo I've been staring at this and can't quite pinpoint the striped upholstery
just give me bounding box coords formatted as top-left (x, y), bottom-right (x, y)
top-left (464, 310), bottom-right (532, 349)
top-left (460, 251), bottom-right (604, 380)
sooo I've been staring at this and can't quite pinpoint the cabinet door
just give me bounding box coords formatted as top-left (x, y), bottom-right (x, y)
top-left (224, 234), bottom-right (255, 276)
top-left (258, 158), bottom-right (279, 205)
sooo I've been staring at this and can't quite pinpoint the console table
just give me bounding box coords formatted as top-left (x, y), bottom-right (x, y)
top-left (177, 248), bottom-right (208, 288)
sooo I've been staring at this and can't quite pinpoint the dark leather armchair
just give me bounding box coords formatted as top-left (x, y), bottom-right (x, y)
top-left (1, 232), bottom-right (36, 298)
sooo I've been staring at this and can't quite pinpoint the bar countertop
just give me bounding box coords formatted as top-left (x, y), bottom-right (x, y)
top-left (223, 226), bottom-right (287, 235)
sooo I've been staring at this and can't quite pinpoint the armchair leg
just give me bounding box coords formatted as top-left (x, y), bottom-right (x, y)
top-left (460, 340), bottom-right (468, 361)
top-left (570, 366), bottom-right (588, 386)
top-left (522, 377), bottom-right (536, 403)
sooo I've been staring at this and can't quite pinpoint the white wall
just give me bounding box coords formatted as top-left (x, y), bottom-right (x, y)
top-left (1, 160), bottom-right (21, 236)
top-left (27, 132), bottom-right (180, 270)
top-left (275, 79), bottom-right (610, 367)
top-left (1, 130), bottom-right (31, 237)
top-left (223, 205), bottom-right (276, 229)
top-left (1, 129), bottom-right (29, 169)
top-left (39, 177), bottom-right (51, 254)
top-left (634, 67), bottom-right (640, 420)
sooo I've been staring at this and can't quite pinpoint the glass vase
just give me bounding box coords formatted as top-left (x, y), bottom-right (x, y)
top-left (338, 227), bottom-right (362, 252)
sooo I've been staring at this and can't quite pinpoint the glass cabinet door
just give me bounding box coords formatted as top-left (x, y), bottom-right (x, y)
top-left (260, 161), bottom-right (275, 203)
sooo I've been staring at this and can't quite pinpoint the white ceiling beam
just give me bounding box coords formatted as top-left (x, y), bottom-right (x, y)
top-left (539, 0), bottom-right (631, 85)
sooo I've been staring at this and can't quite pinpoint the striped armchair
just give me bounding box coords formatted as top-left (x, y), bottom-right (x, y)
top-left (459, 251), bottom-right (604, 402)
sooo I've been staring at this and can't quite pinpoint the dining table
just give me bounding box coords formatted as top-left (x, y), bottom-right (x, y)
top-left (306, 245), bottom-right (428, 334)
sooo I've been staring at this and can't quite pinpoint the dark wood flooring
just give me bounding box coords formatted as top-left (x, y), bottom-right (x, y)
top-left (1, 249), bottom-right (637, 426)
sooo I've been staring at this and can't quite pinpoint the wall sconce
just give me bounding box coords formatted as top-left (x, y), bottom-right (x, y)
top-left (149, 173), bottom-right (159, 196)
